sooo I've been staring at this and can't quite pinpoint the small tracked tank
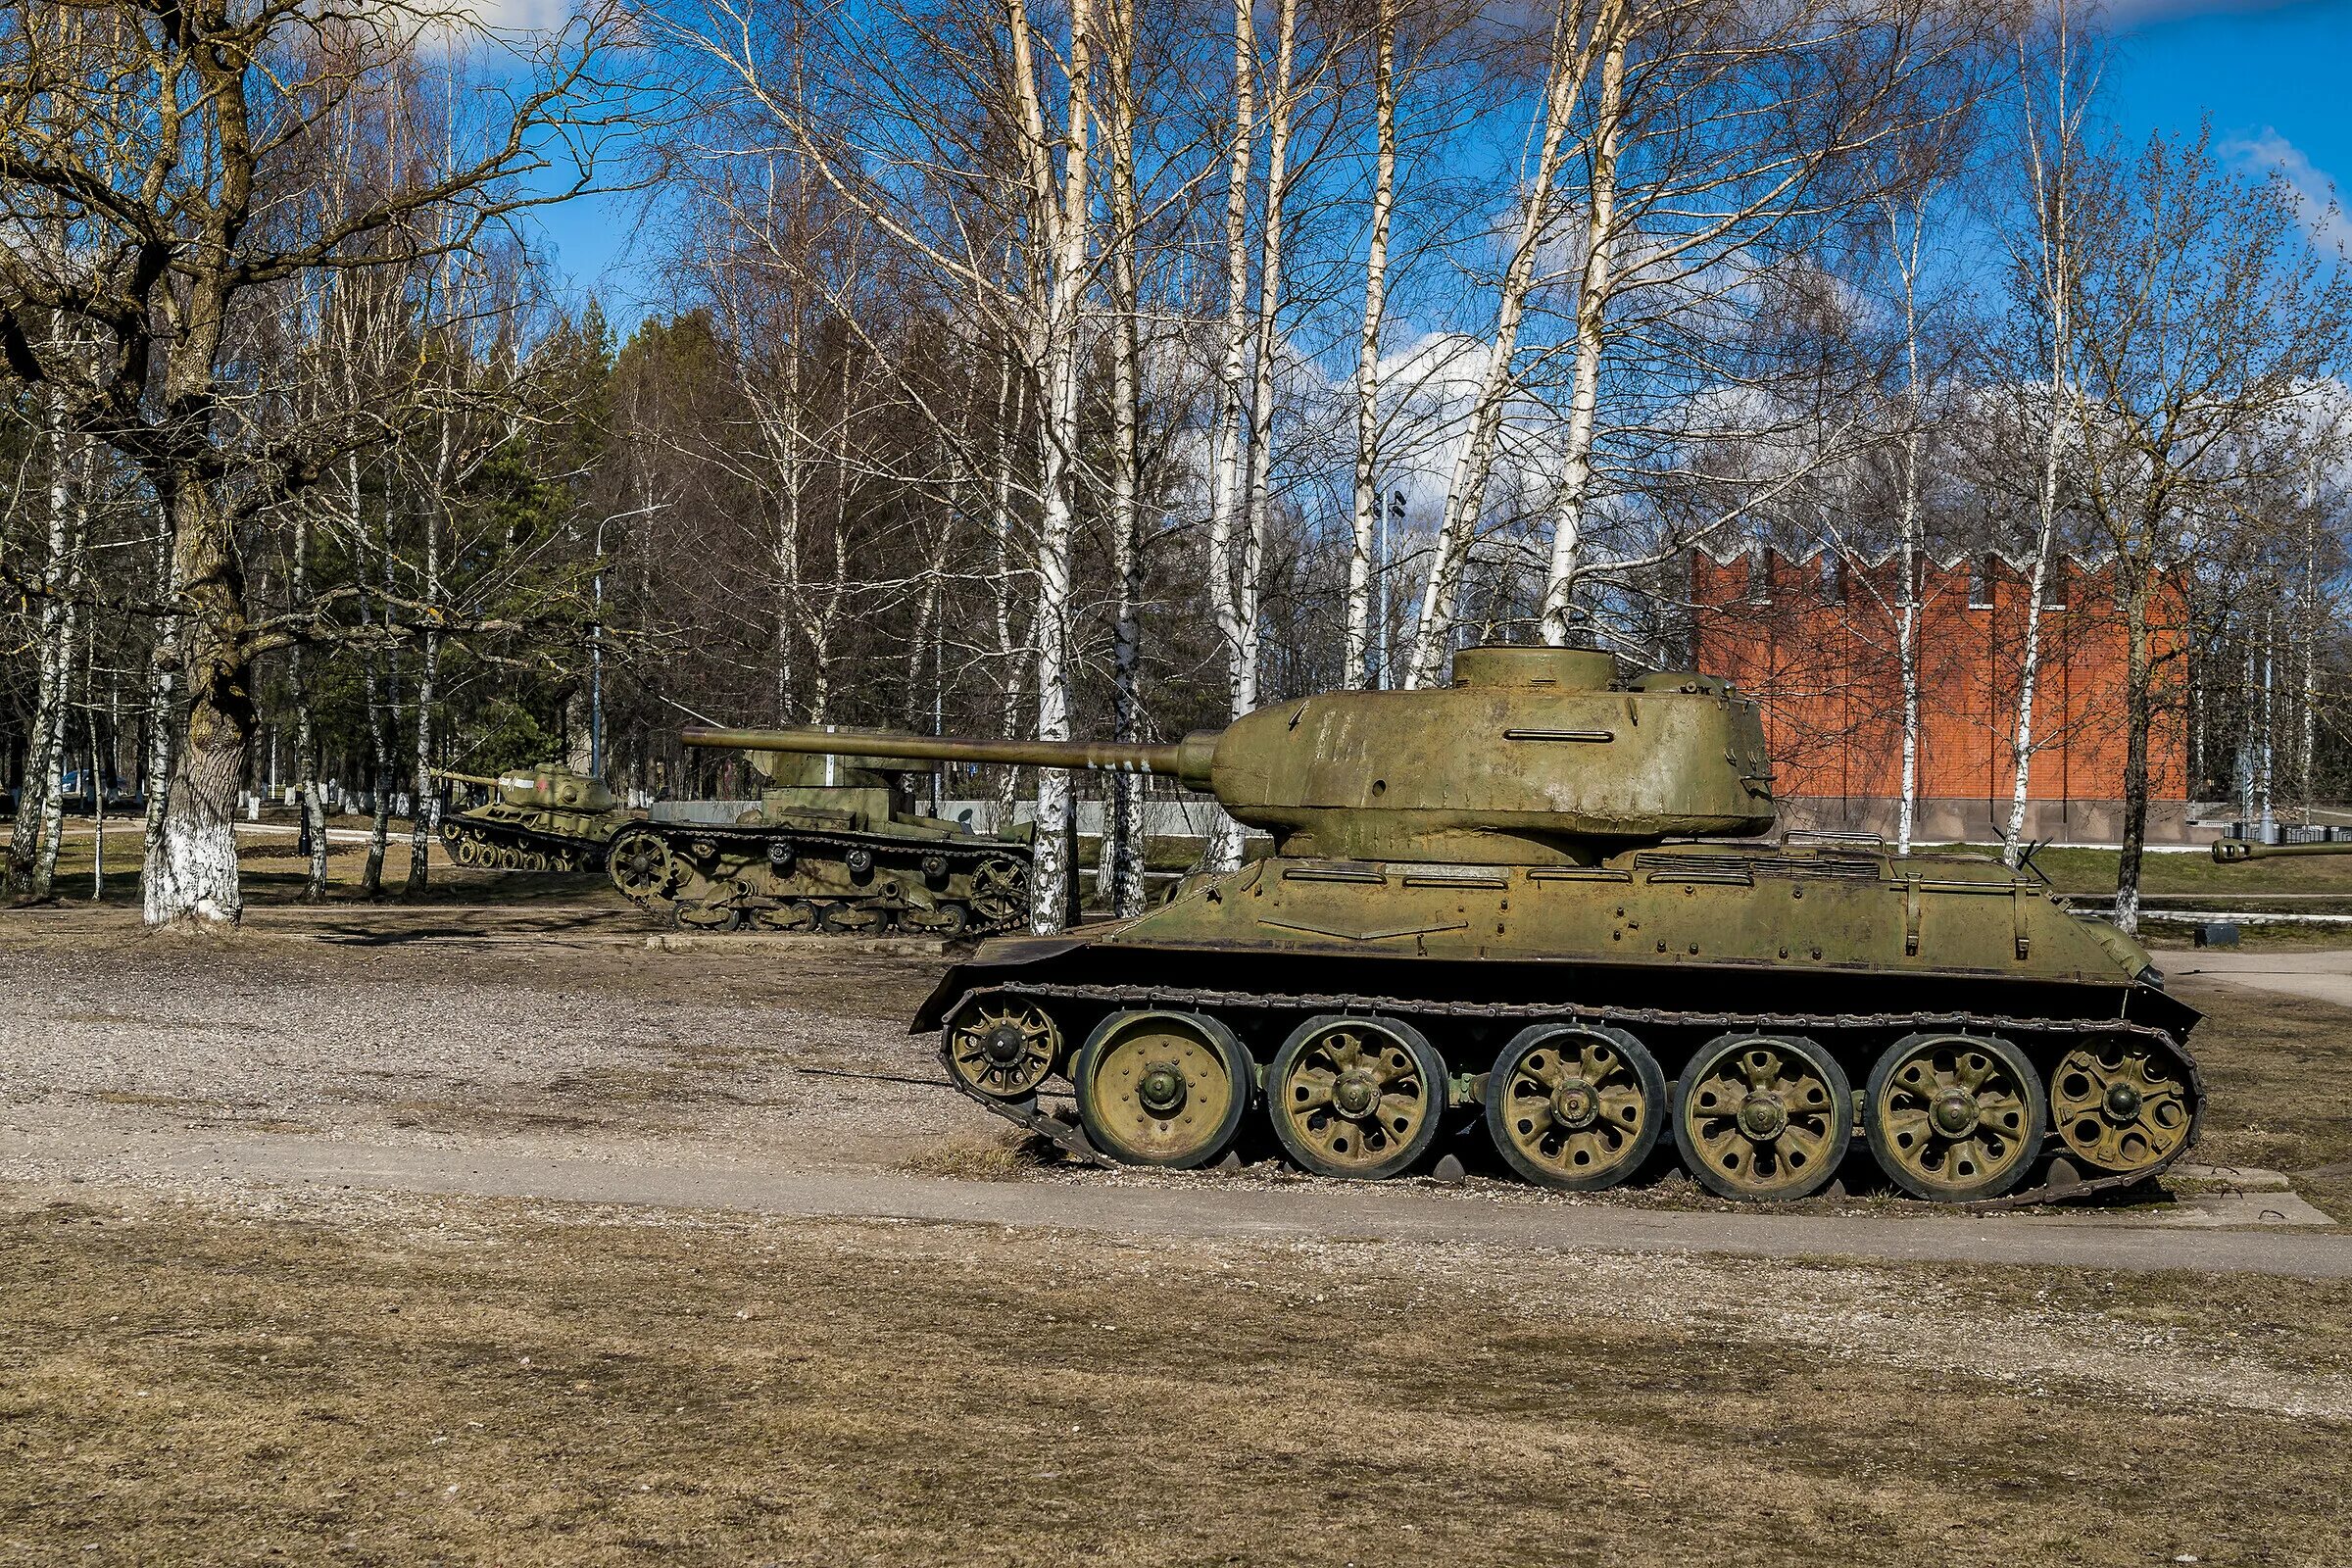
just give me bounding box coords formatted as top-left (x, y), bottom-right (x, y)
top-left (725, 648), bottom-right (2203, 1204)
top-left (432, 764), bottom-right (636, 872)
top-left (604, 733), bottom-right (1032, 934)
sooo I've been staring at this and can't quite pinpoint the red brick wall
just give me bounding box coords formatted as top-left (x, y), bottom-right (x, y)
top-left (1690, 552), bottom-right (2187, 808)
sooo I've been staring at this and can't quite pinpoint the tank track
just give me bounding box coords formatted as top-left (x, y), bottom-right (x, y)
top-left (440, 818), bottom-right (612, 873)
top-left (614, 823), bottom-right (1030, 936)
top-left (934, 981), bottom-right (2204, 1210)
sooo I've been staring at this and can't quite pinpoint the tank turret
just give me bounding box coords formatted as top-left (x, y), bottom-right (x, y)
top-left (431, 763), bottom-right (617, 814)
top-left (683, 646), bottom-right (1776, 866)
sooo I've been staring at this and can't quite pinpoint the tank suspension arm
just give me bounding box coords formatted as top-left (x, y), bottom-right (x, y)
top-left (2212, 838), bottom-right (2352, 862)
top-left (681, 726), bottom-right (1216, 785)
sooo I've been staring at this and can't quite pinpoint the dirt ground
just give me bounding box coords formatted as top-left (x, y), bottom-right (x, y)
top-left (5, 869), bottom-right (2352, 1564)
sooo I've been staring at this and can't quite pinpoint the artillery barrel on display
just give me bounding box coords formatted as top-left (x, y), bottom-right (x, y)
top-left (2211, 836), bottom-right (2352, 862)
top-left (837, 645), bottom-right (2202, 1206)
top-left (602, 728), bottom-right (1033, 936)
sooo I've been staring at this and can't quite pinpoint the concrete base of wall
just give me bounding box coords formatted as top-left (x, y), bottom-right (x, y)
top-left (1776, 796), bottom-right (2210, 847)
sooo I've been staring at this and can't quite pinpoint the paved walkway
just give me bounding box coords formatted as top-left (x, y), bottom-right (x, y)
top-left (2175, 948), bottom-right (2352, 1008)
top-left (9, 1110), bottom-right (2347, 1279)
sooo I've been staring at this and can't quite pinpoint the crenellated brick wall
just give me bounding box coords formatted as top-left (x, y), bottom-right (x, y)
top-left (1690, 549), bottom-right (2194, 844)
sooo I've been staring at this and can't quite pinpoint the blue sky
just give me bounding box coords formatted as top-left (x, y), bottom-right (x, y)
top-left (527, 0), bottom-right (2352, 328)
top-left (2107, 0), bottom-right (2350, 240)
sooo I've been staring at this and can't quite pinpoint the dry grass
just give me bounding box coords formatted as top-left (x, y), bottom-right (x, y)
top-left (898, 1129), bottom-right (1046, 1181)
top-left (2176, 981), bottom-right (2352, 1221)
top-left (4, 1192), bottom-right (2348, 1568)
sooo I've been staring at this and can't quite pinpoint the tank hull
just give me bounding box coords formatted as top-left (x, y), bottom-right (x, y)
top-left (917, 845), bottom-right (2203, 1203)
top-left (439, 804), bottom-right (630, 872)
top-left (608, 813), bottom-right (1031, 935)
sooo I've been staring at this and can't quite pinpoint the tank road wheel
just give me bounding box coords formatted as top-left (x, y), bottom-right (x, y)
top-left (1673, 1033), bottom-right (1851, 1201)
top-left (904, 903), bottom-right (971, 937)
top-left (1267, 1014), bottom-right (1446, 1181)
top-left (672, 902), bottom-right (743, 932)
top-left (1073, 1010), bottom-right (1251, 1169)
top-left (493, 845), bottom-right (523, 871)
top-left (1864, 1033), bottom-right (2046, 1201)
top-left (524, 850), bottom-right (552, 872)
top-left (747, 901), bottom-right (818, 933)
top-left (1486, 1023), bottom-right (1667, 1192)
top-left (818, 903), bottom-right (886, 933)
top-left (608, 829), bottom-right (677, 902)
top-left (945, 999), bottom-right (1062, 1100)
top-left (967, 858), bottom-right (1028, 929)
top-left (451, 835), bottom-right (480, 868)
top-left (2049, 1042), bottom-right (2194, 1177)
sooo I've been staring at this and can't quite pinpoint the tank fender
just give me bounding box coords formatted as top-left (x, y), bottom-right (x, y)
top-left (912, 934), bottom-right (1098, 1031)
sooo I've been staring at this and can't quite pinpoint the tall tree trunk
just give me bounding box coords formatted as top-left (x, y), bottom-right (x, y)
top-left (1004, 0), bottom-right (1094, 931)
top-left (285, 503), bottom-right (331, 900)
top-left (138, 504), bottom-right (177, 910)
top-left (144, 476), bottom-right (251, 929)
top-left (2115, 563), bottom-right (2155, 935)
top-left (1102, 0), bottom-right (1149, 917)
top-left (406, 422), bottom-right (449, 894)
top-left (1346, 0), bottom-right (1396, 691)
top-left (1205, 0), bottom-right (1297, 875)
top-left (1203, 0), bottom-right (1256, 798)
top-left (359, 460), bottom-right (393, 899)
top-left (1537, 16), bottom-right (1627, 644)
top-left (8, 379), bottom-right (76, 897)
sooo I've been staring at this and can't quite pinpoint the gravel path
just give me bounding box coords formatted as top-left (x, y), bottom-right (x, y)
top-left (3, 902), bottom-right (2343, 1276)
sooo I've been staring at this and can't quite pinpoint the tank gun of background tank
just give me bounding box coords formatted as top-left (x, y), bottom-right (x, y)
top-left (2211, 836), bottom-right (2352, 862)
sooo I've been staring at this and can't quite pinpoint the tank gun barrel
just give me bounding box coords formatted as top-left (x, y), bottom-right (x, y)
top-left (426, 767), bottom-right (501, 788)
top-left (2212, 836), bottom-right (2352, 862)
top-left (681, 725), bottom-right (1216, 786)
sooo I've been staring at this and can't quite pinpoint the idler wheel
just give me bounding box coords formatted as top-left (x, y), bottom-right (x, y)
top-left (967, 858), bottom-right (1029, 928)
top-left (608, 828), bottom-right (678, 901)
top-left (1485, 1022), bottom-right (1666, 1192)
top-left (2049, 1042), bottom-right (2194, 1176)
top-left (1864, 1033), bottom-right (2046, 1201)
top-left (1267, 1014), bottom-right (1446, 1181)
top-left (1073, 1010), bottom-right (1251, 1169)
top-left (1673, 1033), bottom-right (1850, 1201)
top-left (945, 999), bottom-right (1061, 1099)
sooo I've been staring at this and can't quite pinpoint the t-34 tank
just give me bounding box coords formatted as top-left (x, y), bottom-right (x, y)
top-left (604, 733), bottom-right (1032, 935)
top-left (431, 764), bottom-right (635, 872)
top-left (721, 648), bottom-right (2202, 1204)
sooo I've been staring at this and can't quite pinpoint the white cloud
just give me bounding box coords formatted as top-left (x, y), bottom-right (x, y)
top-left (2222, 130), bottom-right (2352, 258)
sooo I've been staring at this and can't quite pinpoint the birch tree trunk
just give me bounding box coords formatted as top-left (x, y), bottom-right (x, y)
top-left (2115, 561), bottom-right (2155, 935)
top-left (405, 416), bottom-right (450, 894)
top-left (1205, 0), bottom-right (1297, 874)
top-left (1345, 0), bottom-right (1396, 690)
top-left (1101, 0), bottom-right (1149, 917)
top-left (1537, 14), bottom-right (1628, 645)
top-left (2002, 7), bottom-right (2080, 868)
top-left (287, 507), bottom-right (330, 901)
top-left (1202, 0), bottom-right (1256, 753)
top-left (359, 462), bottom-right (393, 899)
top-left (1004, 0), bottom-right (1095, 931)
top-left (1406, 0), bottom-right (1614, 686)
top-left (1891, 210), bottom-right (1927, 858)
top-left (6, 379), bottom-right (76, 897)
top-left (138, 508), bottom-right (177, 913)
